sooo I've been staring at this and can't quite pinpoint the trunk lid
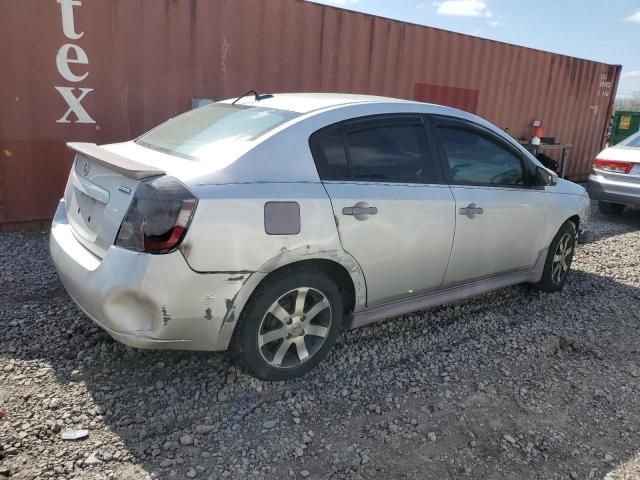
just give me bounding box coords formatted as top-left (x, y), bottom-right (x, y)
top-left (64, 142), bottom-right (166, 258)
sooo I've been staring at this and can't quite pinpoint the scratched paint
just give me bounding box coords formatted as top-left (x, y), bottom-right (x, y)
top-left (227, 276), bottom-right (245, 282)
top-left (161, 306), bottom-right (171, 326)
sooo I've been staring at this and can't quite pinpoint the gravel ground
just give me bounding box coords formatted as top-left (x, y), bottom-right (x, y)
top-left (1, 202), bottom-right (640, 480)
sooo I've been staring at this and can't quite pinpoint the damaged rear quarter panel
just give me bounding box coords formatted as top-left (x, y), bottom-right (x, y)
top-left (179, 182), bottom-right (367, 350)
top-left (132, 253), bottom-right (257, 350)
top-left (211, 247), bottom-right (366, 351)
top-left (181, 183), bottom-right (361, 280)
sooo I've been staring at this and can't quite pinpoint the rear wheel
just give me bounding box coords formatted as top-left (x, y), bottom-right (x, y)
top-left (232, 268), bottom-right (343, 381)
top-left (532, 221), bottom-right (577, 292)
top-left (598, 201), bottom-right (625, 215)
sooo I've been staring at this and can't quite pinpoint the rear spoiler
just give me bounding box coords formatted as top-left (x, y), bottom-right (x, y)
top-left (67, 142), bottom-right (166, 180)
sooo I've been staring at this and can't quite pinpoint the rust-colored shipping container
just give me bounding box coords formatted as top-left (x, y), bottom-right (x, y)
top-left (0, 0), bottom-right (621, 230)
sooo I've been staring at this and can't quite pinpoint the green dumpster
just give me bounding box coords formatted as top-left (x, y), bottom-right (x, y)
top-left (611, 111), bottom-right (640, 145)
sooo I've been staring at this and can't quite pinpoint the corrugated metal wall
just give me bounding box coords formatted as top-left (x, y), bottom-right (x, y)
top-left (0, 0), bottom-right (620, 229)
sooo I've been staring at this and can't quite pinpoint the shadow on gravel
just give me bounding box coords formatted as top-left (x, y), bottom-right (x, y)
top-left (2, 229), bottom-right (640, 479)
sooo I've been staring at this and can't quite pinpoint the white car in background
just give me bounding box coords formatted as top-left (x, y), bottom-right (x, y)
top-left (589, 131), bottom-right (640, 214)
top-left (50, 93), bottom-right (591, 380)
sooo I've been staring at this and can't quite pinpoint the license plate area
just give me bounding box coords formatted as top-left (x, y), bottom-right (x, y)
top-left (67, 188), bottom-right (106, 244)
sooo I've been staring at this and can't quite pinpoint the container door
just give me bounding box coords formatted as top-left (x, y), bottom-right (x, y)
top-left (310, 115), bottom-right (456, 306)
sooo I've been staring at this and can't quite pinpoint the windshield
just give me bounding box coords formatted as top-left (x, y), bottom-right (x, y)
top-left (136, 103), bottom-right (300, 161)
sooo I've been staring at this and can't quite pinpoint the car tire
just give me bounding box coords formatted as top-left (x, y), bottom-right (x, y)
top-left (231, 267), bottom-right (343, 381)
top-left (532, 221), bottom-right (577, 293)
top-left (598, 201), bottom-right (625, 215)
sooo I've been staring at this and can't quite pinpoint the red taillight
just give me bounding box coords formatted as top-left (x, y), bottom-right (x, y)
top-left (115, 176), bottom-right (197, 254)
top-left (593, 158), bottom-right (633, 174)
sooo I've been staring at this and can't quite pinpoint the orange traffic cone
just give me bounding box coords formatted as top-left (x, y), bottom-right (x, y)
top-left (532, 124), bottom-right (543, 145)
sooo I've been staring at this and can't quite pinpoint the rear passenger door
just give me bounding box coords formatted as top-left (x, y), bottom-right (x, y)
top-left (429, 115), bottom-right (547, 286)
top-left (309, 114), bottom-right (456, 306)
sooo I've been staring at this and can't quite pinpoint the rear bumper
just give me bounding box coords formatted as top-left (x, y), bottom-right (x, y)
top-left (588, 173), bottom-right (640, 205)
top-left (50, 200), bottom-right (256, 351)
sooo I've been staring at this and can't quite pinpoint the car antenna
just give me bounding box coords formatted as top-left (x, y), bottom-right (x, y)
top-left (232, 89), bottom-right (273, 105)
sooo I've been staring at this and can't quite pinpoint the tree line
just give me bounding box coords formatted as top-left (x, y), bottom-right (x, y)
top-left (614, 92), bottom-right (640, 112)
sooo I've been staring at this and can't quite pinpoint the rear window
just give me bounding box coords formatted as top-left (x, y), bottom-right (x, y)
top-left (136, 103), bottom-right (300, 161)
top-left (625, 134), bottom-right (640, 147)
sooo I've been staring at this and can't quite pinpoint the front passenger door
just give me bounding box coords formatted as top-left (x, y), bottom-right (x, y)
top-left (430, 116), bottom-right (548, 286)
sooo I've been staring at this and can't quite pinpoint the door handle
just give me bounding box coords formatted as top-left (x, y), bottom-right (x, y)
top-left (343, 206), bottom-right (378, 216)
top-left (458, 203), bottom-right (484, 219)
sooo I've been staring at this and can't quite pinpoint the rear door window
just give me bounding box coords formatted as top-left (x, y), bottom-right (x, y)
top-left (309, 115), bottom-right (439, 184)
top-left (433, 117), bottom-right (525, 187)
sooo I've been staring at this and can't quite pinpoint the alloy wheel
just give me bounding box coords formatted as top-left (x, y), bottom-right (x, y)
top-left (258, 287), bottom-right (332, 368)
top-left (552, 233), bottom-right (574, 285)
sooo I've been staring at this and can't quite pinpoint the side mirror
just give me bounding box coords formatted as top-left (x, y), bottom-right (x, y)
top-left (536, 165), bottom-right (558, 186)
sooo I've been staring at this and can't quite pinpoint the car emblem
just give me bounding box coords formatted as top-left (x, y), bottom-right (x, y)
top-left (118, 185), bottom-right (131, 195)
top-left (82, 160), bottom-right (90, 176)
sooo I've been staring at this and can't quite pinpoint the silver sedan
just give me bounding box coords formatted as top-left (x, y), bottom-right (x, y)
top-left (50, 93), bottom-right (590, 380)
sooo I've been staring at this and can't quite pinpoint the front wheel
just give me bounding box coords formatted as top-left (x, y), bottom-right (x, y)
top-left (232, 268), bottom-right (343, 381)
top-left (532, 221), bottom-right (577, 292)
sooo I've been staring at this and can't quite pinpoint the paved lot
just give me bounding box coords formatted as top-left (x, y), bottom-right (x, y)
top-left (1, 203), bottom-right (640, 480)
